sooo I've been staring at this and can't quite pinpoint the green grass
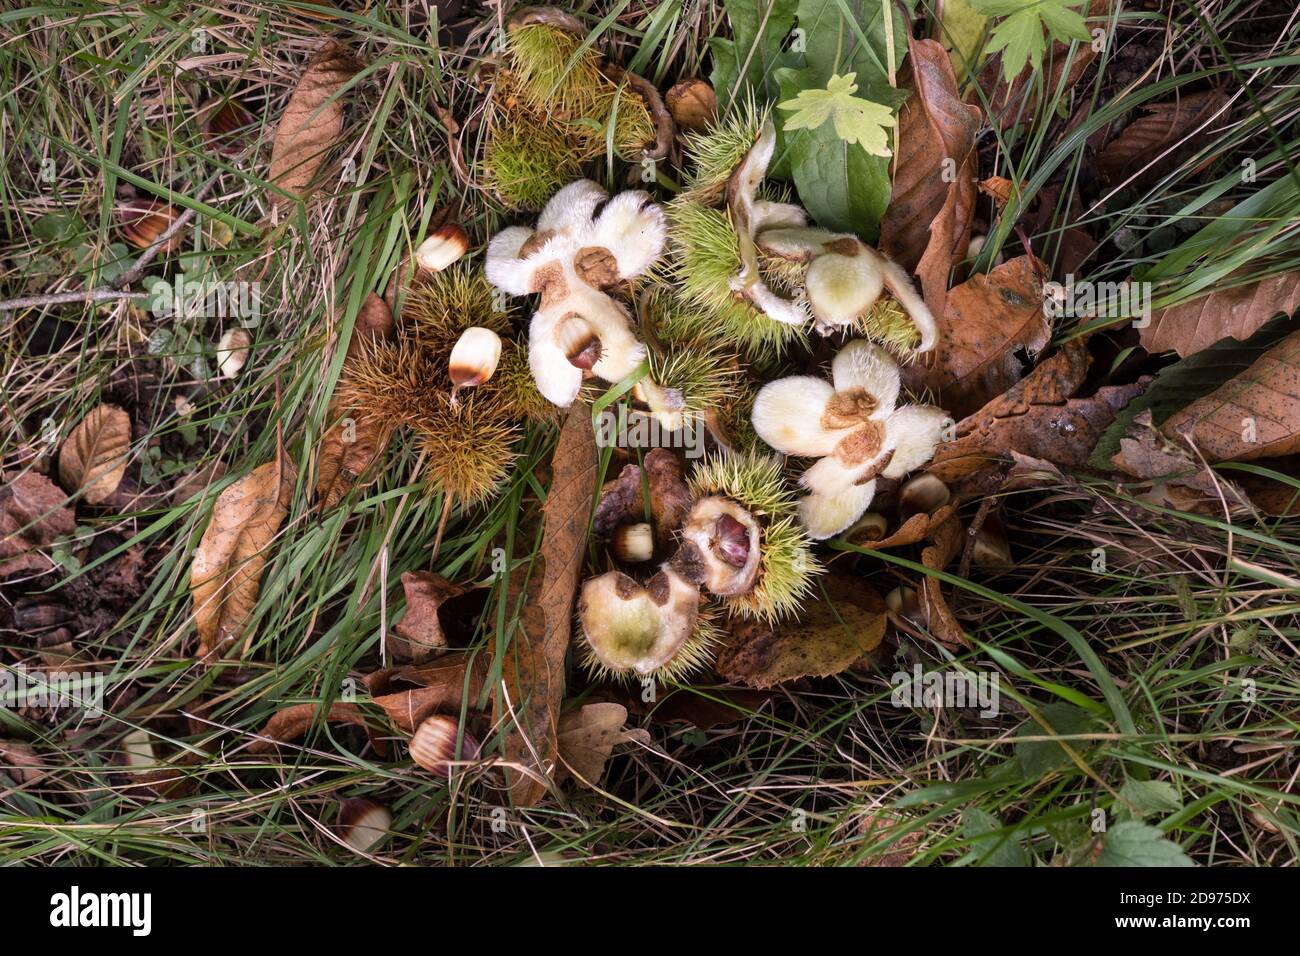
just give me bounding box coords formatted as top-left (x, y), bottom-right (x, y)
top-left (1, 0), bottom-right (1299, 867)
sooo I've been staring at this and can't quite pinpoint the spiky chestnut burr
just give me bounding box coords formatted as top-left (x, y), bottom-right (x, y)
top-left (681, 451), bottom-right (820, 622)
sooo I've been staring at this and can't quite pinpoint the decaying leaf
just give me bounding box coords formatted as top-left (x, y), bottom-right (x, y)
top-left (853, 503), bottom-right (959, 550)
top-left (246, 701), bottom-right (388, 756)
top-left (58, 404), bottom-right (131, 505)
top-left (366, 651), bottom-right (491, 734)
top-left (1097, 90), bottom-right (1228, 189)
top-left (315, 293), bottom-right (396, 509)
top-left (903, 254), bottom-right (1050, 418)
top-left (1160, 328), bottom-right (1300, 462)
top-left (496, 405), bottom-right (597, 805)
top-left (918, 510), bottom-right (967, 647)
top-left (716, 574), bottom-right (888, 688)
top-left (1140, 270), bottom-right (1300, 359)
top-left (928, 339), bottom-right (1148, 487)
top-left (389, 571), bottom-right (465, 662)
top-left (190, 453), bottom-right (296, 659)
top-left (0, 740), bottom-right (49, 785)
top-left (881, 38), bottom-right (982, 322)
top-left (268, 41), bottom-right (361, 206)
top-left (0, 472), bottom-right (76, 578)
top-left (555, 702), bottom-right (651, 788)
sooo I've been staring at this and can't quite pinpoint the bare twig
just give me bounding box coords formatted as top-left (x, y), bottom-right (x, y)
top-left (0, 173), bottom-right (223, 314)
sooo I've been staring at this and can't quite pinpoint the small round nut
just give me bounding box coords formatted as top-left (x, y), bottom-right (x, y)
top-left (611, 522), bottom-right (655, 563)
top-left (409, 715), bottom-right (480, 778)
top-left (216, 328), bottom-right (252, 379)
top-left (336, 797), bottom-right (392, 853)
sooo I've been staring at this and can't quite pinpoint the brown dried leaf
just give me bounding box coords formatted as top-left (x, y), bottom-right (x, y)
top-left (556, 702), bottom-right (650, 788)
top-left (268, 41), bottom-right (361, 206)
top-left (246, 701), bottom-right (387, 757)
top-left (1140, 270), bottom-right (1300, 359)
top-left (190, 454), bottom-right (296, 659)
top-left (0, 740), bottom-right (48, 785)
top-left (58, 404), bottom-right (131, 505)
top-left (368, 651), bottom-right (491, 733)
top-left (0, 472), bottom-right (75, 578)
top-left (918, 511), bottom-right (966, 647)
top-left (716, 574), bottom-right (888, 688)
top-left (929, 340), bottom-right (1147, 486)
top-left (881, 38), bottom-right (982, 321)
top-left (496, 404), bottom-right (596, 805)
top-left (1160, 328), bottom-right (1300, 462)
top-left (1097, 90), bottom-right (1228, 189)
top-left (902, 255), bottom-right (1050, 418)
top-left (863, 503), bottom-right (959, 550)
top-left (315, 293), bottom-right (396, 509)
top-left (389, 571), bottom-right (465, 661)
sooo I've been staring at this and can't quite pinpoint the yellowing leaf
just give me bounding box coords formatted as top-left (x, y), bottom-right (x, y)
top-left (778, 72), bottom-right (895, 158)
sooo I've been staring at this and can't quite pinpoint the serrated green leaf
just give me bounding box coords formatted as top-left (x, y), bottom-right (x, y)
top-left (1016, 701), bottom-right (1095, 778)
top-left (1096, 821), bottom-right (1195, 867)
top-left (973, 0), bottom-right (1091, 82)
top-left (961, 807), bottom-right (1029, 866)
top-left (778, 72), bottom-right (895, 156)
top-left (777, 67), bottom-right (891, 240)
top-left (1118, 780), bottom-right (1183, 821)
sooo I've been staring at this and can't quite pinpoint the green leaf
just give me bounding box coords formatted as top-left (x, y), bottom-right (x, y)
top-left (33, 211), bottom-right (84, 244)
top-left (960, 808), bottom-right (1029, 866)
top-left (1096, 821), bottom-right (1195, 867)
top-left (972, 0), bottom-right (1091, 82)
top-left (1117, 780), bottom-right (1183, 821)
top-left (769, 0), bottom-right (911, 235)
top-left (939, 0), bottom-right (990, 79)
top-left (778, 72), bottom-right (895, 156)
top-left (710, 0), bottom-right (800, 109)
top-left (1015, 701), bottom-right (1095, 778)
top-left (776, 69), bottom-right (892, 241)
